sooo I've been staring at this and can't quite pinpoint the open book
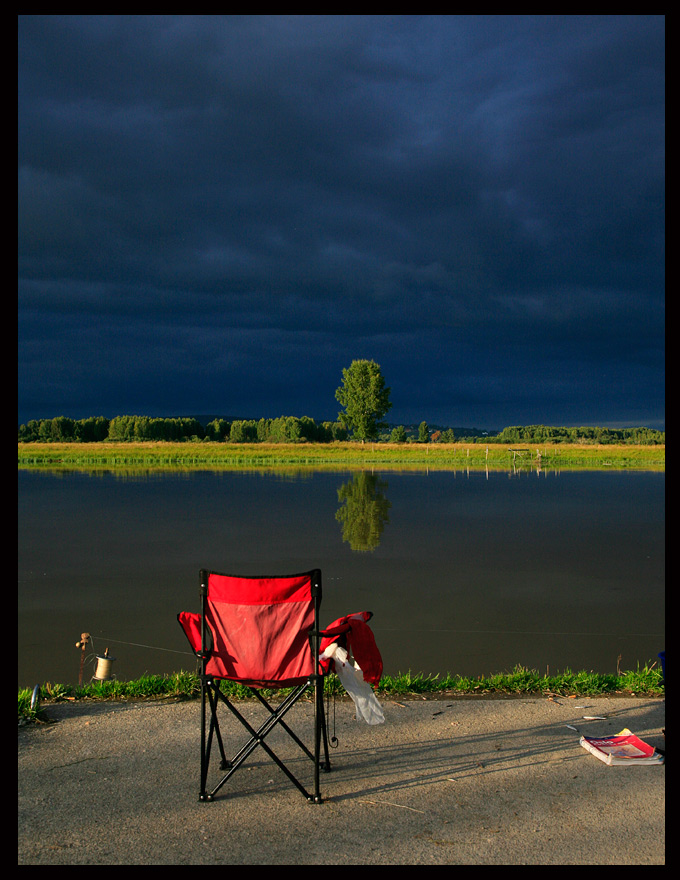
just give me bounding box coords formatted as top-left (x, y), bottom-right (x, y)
top-left (580, 728), bottom-right (664, 765)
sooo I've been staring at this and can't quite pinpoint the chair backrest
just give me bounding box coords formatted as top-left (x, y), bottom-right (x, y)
top-left (201, 569), bottom-right (321, 687)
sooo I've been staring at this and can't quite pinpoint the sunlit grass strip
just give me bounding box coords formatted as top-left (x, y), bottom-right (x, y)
top-left (377, 664), bottom-right (665, 697)
top-left (18, 441), bottom-right (665, 471)
top-left (18, 663), bottom-right (664, 723)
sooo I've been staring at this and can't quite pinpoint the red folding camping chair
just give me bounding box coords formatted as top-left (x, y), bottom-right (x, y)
top-left (178, 569), bottom-right (332, 803)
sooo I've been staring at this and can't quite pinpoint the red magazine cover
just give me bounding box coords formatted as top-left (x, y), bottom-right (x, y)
top-left (579, 728), bottom-right (664, 765)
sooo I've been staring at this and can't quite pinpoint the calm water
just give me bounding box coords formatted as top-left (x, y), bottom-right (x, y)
top-left (17, 467), bottom-right (665, 687)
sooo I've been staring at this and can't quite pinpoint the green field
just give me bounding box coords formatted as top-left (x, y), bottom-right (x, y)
top-left (17, 441), bottom-right (665, 472)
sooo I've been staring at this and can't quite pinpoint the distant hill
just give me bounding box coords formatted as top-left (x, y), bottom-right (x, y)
top-left (397, 424), bottom-right (496, 437)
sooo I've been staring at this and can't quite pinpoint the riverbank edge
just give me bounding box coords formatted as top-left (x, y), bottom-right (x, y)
top-left (19, 665), bottom-right (664, 724)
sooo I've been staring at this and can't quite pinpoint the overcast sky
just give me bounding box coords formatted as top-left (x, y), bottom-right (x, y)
top-left (18, 15), bottom-right (665, 430)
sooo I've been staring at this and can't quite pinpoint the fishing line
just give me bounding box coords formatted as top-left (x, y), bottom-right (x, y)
top-left (377, 627), bottom-right (663, 638)
top-left (91, 634), bottom-right (194, 656)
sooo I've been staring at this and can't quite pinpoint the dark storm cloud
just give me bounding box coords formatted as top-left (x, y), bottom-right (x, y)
top-left (18, 15), bottom-right (664, 427)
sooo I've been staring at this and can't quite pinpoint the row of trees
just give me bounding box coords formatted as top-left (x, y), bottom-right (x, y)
top-left (17, 414), bottom-right (664, 445)
top-left (388, 423), bottom-right (456, 443)
top-left (16, 414), bottom-right (350, 444)
top-left (495, 424), bottom-right (665, 446)
top-left (206, 416), bottom-right (348, 443)
top-left (18, 415), bottom-right (112, 443)
top-left (17, 359), bottom-right (664, 446)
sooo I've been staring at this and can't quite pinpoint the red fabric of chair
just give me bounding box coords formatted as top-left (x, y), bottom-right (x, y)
top-left (179, 571), bottom-right (317, 687)
top-left (206, 572), bottom-right (316, 686)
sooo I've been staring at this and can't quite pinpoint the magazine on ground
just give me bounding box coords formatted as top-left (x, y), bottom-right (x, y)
top-left (579, 728), bottom-right (664, 765)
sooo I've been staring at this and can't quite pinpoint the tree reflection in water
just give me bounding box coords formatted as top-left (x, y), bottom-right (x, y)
top-left (335, 471), bottom-right (391, 551)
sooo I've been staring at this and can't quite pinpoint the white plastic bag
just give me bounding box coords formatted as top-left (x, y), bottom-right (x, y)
top-left (322, 643), bottom-right (384, 725)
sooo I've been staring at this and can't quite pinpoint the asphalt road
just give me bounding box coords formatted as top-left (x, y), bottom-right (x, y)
top-left (18, 694), bottom-right (665, 865)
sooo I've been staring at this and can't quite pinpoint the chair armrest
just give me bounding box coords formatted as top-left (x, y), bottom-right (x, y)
top-left (177, 612), bottom-right (212, 659)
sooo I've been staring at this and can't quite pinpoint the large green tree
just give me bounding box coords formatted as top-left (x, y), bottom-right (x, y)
top-left (335, 359), bottom-right (392, 442)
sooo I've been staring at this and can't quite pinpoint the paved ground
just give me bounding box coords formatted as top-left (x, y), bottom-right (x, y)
top-left (18, 694), bottom-right (665, 865)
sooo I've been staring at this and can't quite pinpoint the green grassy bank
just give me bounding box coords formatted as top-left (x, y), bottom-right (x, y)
top-left (19, 663), bottom-right (664, 725)
top-left (18, 441), bottom-right (665, 472)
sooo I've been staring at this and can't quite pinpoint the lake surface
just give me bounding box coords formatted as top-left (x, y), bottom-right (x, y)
top-left (17, 467), bottom-right (665, 687)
